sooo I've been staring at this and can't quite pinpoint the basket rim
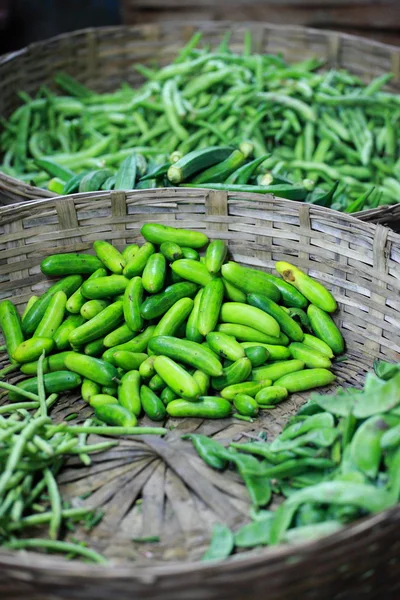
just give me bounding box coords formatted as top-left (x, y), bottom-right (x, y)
top-left (1, 187), bottom-right (400, 576)
top-left (2, 20), bottom-right (400, 67)
top-left (0, 503), bottom-right (398, 578)
top-left (0, 21), bottom-right (399, 215)
top-left (1, 186), bottom-right (399, 241)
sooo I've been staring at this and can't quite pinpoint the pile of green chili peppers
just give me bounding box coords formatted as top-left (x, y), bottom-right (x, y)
top-left (195, 360), bottom-right (400, 560)
top-left (0, 32), bottom-right (399, 212)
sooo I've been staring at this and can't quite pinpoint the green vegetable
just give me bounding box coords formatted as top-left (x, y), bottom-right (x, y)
top-left (183, 434), bottom-right (228, 470)
top-left (0, 300), bottom-right (24, 364)
top-left (270, 482), bottom-right (394, 544)
top-left (2, 36), bottom-right (399, 214)
top-left (22, 276), bottom-right (83, 335)
top-left (114, 152), bottom-right (137, 190)
top-left (79, 169), bottom-right (113, 192)
top-left (234, 517), bottom-right (272, 547)
top-left (201, 524), bottom-right (235, 561)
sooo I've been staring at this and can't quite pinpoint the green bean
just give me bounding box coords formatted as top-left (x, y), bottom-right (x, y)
top-left (33, 435), bottom-right (54, 456)
top-left (37, 350), bottom-right (47, 418)
top-left (10, 492), bottom-right (24, 522)
top-left (0, 487), bottom-right (19, 519)
top-left (44, 468), bottom-right (62, 540)
top-left (2, 470), bottom-right (27, 495)
top-left (68, 441), bottom-right (117, 454)
top-left (0, 364), bottom-right (19, 378)
top-left (291, 159), bottom-right (341, 180)
top-left (220, 115), bottom-right (238, 135)
top-left (4, 538), bottom-right (107, 563)
top-left (153, 55), bottom-right (211, 82)
top-left (25, 470), bottom-right (53, 509)
top-left (275, 119), bottom-right (290, 143)
top-left (183, 69), bottom-right (232, 99)
top-left (0, 416), bottom-right (50, 497)
top-left (161, 81), bottom-right (189, 141)
top-left (55, 73), bottom-right (92, 98)
top-left (283, 109), bottom-right (301, 134)
top-left (321, 113), bottom-right (350, 142)
top-left (14, 106), bottom-right (31, 171)
top-left (77, 418), bottom-right (92, 466)
top-left (316, 92), bottom-right (399, 107)
top-left (372, 157), bottom-right (393, 176)
top-left (294, 134), bottom-right (304, 162)
top-left (364, 73), bottom-right (393, 96)
top-left (257, 93), bottom-right (316, 122)
top-left (35, 393), bottom-right (58, 418)
top-left (0, 381), bottom-right (40, 402)
top-left (8, 507), bottom-right (93, 531)
top-left (174, 32), bottom-right (203, 64)
top-left (49, 425), bottom-right (167, 436)
top-left (0, 402), bottom-right (40, 414)
top-left (53, 438), bottom-right (79, 455)
top-left (0, 421), bottom-right (26, 441)
top-left (304, 122), bottom-right (315, 161)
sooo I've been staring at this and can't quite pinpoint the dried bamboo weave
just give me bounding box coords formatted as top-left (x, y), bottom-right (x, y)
top-left (0, 22), bottom-right (399, 226)
top-left (0, 188), bottom-right (400, 600)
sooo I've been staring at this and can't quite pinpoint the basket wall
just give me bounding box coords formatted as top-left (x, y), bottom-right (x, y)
top-left (0, 22), bottom-right (399, 225)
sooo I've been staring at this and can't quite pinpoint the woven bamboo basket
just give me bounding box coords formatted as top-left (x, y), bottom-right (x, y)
top-left (0, 22), bottom-right (399, 226)
top-left (0, 187), bottom-right (400, 600)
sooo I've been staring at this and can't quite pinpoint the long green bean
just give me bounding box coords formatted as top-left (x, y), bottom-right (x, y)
top-left (4, 538), bottom-right (107, 563)
top-left (0, 416), bottom-right (50, 496)
top-left (37, 351), bottom-right (47, 418)
top-left (44, 468), bottom-right (62, 540)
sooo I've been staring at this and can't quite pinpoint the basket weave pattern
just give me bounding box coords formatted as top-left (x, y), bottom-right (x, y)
top-left (0, 22), bottom-right (399, 225)
top-left (0, 188), bottom-right (400, 599)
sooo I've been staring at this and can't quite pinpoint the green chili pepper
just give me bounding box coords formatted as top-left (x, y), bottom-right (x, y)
top-left (270, 428), bottom-right (338, 452)
top-left (230, 441), bottom-right (295, 464)
top-left (270, 481), bottom-right (395, 544)
top-left (278, 413), bottom-right (335, 442)
top-left (183, 434), bottom-right (228, 470)
top-left (201, 523), bottom-right (235, 561)
top-left (374, 360), bottom-right (400, 381)
top-left (234, 516), bottom-right (272, 547)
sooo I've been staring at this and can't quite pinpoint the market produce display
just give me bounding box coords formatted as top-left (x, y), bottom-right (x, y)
top-left (1, 32), bottom-right (399, 212)
top-left (1, 222), bottom-right (400, 563)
